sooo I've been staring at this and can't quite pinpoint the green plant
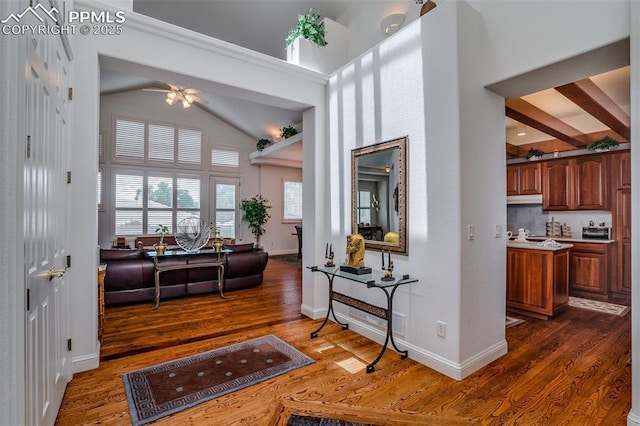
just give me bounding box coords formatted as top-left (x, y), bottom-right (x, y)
top-left (526, 148), bottom-right (544, 160)
top-left (285, 8), bottom-right (328, 48)
top-left (239, 195), bottom-right (272, 245)
top-left (154, 224), bottom-right (169, 245)
top-left (280, 125), bottom-right (298, 139)
top-left (588, 136), bottom-right (619, 151)
top-left (257, 138), bottom-right (271, 151)
top-left (208, 222), bottom-right (221, 238)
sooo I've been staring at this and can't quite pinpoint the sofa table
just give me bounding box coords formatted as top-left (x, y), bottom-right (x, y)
top-left (307, 265), bottom-right (418, 373)
top-left (146, 249), bottom-right (232, 309)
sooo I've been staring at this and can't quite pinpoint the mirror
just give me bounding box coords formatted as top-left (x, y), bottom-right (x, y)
top-left (351, 136), bottom-right (407, 254)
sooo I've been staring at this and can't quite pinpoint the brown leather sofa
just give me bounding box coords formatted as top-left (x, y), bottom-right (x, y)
top-left (100, 243), bottom-right (268, 305)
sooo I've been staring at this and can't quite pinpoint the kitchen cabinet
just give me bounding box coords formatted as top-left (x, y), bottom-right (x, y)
top-left (542, 155), bottom-right (609, 211)
top-left (569, 242), bottom-right (613, 301)
top-left (611, 151), bottom-right (631, 305)
top-left (507, 163), bottom-right (541, 196)
top-left (507, 243), bottom-right (570, 320)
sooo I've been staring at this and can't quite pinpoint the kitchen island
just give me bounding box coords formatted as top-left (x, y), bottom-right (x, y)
top-left (507, 240), bottom-right (573, 320)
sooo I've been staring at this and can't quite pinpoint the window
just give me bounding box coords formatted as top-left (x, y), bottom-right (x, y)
top-left (97, 168), bottom-right (104, 211)
top-left (211, 178), bottom-right (238, 239)
top-left (113, 117), bottom-right (202, 167)
top-left (357, 190), bottom-right (371, 224)
top-left (113, 171), bottom-right (201, 235)
top-left (282, 180), bottom-right (302, 222)
top-left (211, 147), bottom-right (239, 167)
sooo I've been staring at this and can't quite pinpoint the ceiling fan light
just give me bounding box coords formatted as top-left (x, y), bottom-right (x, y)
top-left (165, 96), bottom-right (176, 106)
top-left (385, 165), bottom-right (391, 173)
top-left (184, 94), bottom-right (194, 103)
top-left (182, 99), bottom-right (191, 108)
top-left (167, 91), bottom-right (176, 100)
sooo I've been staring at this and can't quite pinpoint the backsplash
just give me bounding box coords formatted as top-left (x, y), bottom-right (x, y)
top-left (507, 205), bottom-right (612, 238)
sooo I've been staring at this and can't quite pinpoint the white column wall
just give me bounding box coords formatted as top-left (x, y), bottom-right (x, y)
top-left (70, 0), bottom-right (327, 371)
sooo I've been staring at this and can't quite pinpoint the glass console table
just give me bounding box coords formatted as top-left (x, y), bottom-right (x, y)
top-left (146, 249), bottom-right (232, 309)
top-left (307, 265), bottom-right (418, 373)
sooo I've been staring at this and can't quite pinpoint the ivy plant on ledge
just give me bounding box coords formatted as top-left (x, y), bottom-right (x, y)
top-left (285, 8), bottom-right (328, 48)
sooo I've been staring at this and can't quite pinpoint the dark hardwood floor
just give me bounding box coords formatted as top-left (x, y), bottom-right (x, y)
top-left (56, 257), bottom-right (631, 425)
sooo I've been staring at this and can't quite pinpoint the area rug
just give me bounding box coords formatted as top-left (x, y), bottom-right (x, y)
top-left (505, 316), bottom-right (526, 328)
top-left (569, 296), bottom-right (630, 316)
top-left (123, 335), bottom-right (314, 426)
top-left (271, 253), bottom-right (302, 267)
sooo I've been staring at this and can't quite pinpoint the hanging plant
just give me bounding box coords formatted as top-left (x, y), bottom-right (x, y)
top-left (280, 125), bottom-right (298, 139)
top-left (285, 8), bottom-right (328, 48)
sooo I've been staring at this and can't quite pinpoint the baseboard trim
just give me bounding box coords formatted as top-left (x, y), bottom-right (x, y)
top-left (628, 411), bottom-right (640, 425)
top-left (301, 304), bottom-right (326, 320)
top-left (72, 341), bottom-right (100, 373)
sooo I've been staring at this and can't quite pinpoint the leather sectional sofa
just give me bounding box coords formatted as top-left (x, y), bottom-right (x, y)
top-left (100, 243), bottom-right (268, 305)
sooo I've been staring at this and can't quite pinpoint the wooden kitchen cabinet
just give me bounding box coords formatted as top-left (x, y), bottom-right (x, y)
top-left (507, 163), bottom-right (541, 196)
top-left (507, 245), bottom-right (570, 320)
top-left (569, 242), bottom-right (612, 301)
top-left (611, 151), bottom-right (631, 305)
top-left (542, 155), bottom-right (608, 211)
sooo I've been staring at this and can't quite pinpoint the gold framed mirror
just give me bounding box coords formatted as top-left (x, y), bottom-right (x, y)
top-left (351, 136), bottom-right (407, 254)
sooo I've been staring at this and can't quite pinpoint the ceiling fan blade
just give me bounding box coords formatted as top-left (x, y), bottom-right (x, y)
top-left (168, 83), bottom-right (180, 91)
top-left (142, 88), bottom-right (170, 93)
top-left (191, 95), bottom-right (208, 105)
top-left (184, 88), bottom-right (201, 94)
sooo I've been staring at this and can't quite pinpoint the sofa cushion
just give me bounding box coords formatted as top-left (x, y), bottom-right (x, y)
top-left (225, 243), bottom-right (255, 253)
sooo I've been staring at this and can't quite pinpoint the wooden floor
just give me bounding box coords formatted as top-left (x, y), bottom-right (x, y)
top-left (56, 257), bottom-right (632, 425)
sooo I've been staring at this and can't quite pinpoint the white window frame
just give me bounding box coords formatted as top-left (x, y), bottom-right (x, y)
top-left (210, 177), bottom-right (239, 239)
top-left (112, 168), bottom-right (203, 236)
top-left (282, 179), bottom-right (303, 223)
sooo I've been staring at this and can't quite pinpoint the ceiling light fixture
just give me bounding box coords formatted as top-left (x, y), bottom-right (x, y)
top-left (380, 13), bottom-right (405, 36)
top-left (165, 88), bottom-right (194, 108)
top-left (516, 123), bottom-right (527, 136)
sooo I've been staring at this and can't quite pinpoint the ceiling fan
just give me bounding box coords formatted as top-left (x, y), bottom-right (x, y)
top-left (142, 84), bottom-right (208, 108)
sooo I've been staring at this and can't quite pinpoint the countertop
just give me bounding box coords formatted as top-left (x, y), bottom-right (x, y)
top-left (507, 240), bottom-right (574, 251)
top-left (525, 236), bottom-right (615, 244)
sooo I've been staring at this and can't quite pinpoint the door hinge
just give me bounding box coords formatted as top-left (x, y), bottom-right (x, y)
top-left (29, 0), bottom-right (33, 6)
top-left (66, 255), bottom-right (71, 268)
top-left (26, 288), bottom-right (30, 311)
top-left (26, 135), bottom-right (31, 159)
top-left (66, 171), bottom-right (72, 184)
top-left (68, 87), bottom-right (73, 100)
top-left (67, 339), bottom-right (72, 351)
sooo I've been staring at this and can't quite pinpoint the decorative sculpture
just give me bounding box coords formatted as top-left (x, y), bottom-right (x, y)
top-left (346, 233), bottom-right (365, 268)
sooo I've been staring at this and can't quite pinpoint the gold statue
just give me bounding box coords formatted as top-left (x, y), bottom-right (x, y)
top-left (346, 233), bottom-right (365, 269)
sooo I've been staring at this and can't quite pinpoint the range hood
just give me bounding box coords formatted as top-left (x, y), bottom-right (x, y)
top-left (507, 194), bottom-right (543, 205)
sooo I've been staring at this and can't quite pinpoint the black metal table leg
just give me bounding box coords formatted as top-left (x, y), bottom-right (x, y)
top-left (365, 284), bottom-right (407, 373)
top-left (310, 273), bottom-right (349, 338)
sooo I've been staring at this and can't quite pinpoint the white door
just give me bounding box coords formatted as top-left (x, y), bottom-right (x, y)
top-left (24, 16), bottom-right (73, 426)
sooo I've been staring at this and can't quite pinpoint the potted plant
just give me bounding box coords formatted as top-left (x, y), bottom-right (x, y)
top-left (256, 138), bottom-right (271, 152)
top-left (208, 222), bottom-right (224, 251)
top-left (526, 148), bottom-right (544, 160)
top-left (239, 195), bottom-right (272, 247)
top-left (285, 8), bottom-right (328, 49)
top-left (588, 136), bottom-right (619, 152)
top-left (280, 125), bottom-right (298, 139)
top-left (154, 224), bottom-right (169, 254)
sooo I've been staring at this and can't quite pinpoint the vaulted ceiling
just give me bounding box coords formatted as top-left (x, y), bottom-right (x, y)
top-left (505, 66), bottom-right (630, 158)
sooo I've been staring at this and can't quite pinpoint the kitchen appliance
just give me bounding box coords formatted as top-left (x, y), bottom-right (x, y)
top-left (582, 227), bottom-right (612, 240)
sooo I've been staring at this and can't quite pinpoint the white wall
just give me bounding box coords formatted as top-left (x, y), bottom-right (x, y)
top-left (70, 0), bottom-right (327, 372)
top-left (327, 0), bottom-right (633, 380)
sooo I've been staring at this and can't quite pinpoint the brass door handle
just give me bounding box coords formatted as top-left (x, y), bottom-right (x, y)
top-left (48, 267), bottom-right (67, 281)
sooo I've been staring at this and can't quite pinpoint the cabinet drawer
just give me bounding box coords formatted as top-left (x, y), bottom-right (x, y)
top-left (570, 242), bottom-right (606, 254)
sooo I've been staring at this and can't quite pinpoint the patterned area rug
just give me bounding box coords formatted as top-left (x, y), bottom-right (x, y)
top-left (506, 316), bottom-right (526, 328)
top-left (123, 335), bottom-right (313, 426)
top-left (271, 254), bottom-right (302, 267)
top-left (569, 297), bottom-right (630, 316)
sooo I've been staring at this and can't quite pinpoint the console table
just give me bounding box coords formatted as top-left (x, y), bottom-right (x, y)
top-left (146, 249), bottom-right (232, 309)
top-left (307, 265), bottom-right (418, 373)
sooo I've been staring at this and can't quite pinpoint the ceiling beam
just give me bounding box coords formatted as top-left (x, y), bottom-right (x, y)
top-left (506, 143), bottom-right (520, 158)
top-left (505, 98), bottom-right (589, 148)
top-left (554, 78), bottom-right (631, 140)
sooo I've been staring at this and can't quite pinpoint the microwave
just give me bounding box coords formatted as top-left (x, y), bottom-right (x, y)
top-left (582, 227), bottom-right (612, 240)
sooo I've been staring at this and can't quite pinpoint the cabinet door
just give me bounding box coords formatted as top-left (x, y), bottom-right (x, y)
top-left (615, 151), bottom-right (631, 189)
top-left (614, 189), bottom-right (631, 296)
top-left (506, 165), bottom-right (519, 196)
top-left (519, 163), bottom-right (541, 194)
top-left (543, 160), bottom-right (572, 210)
top-left (507, 249), bottom-right (552, 315)
top-left (569, 251), bottom-right (607, 296)
top-left (574, 156), bottom-right (608, 210)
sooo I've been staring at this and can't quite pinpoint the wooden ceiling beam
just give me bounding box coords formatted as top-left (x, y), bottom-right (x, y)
top-left (505, 98), bottom-right (589, 148)
top-left (506, 143), bottom-right (520, 158)
top-left (554, 78), bottom-right (631, 141)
